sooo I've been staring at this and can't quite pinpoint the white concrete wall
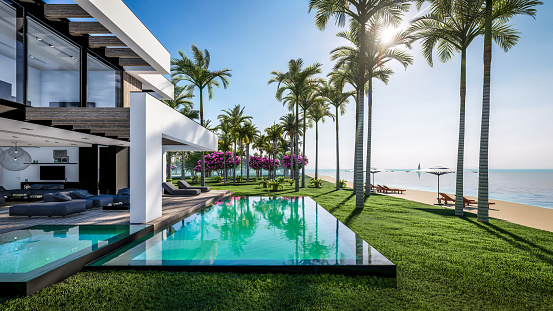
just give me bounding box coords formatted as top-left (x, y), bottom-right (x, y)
top-left (129, 92), bottom-right (217, 223)
top-left (0, 147), bottom-right (79, 189)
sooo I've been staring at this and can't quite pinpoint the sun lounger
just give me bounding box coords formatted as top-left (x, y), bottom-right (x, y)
top-left (369, 184), bottom-right (379, 192)
top-left (162, 182), bottom-right (200, 196)
top-left (376, 185), bottom-right (388, 193)
top-left (381, 185), bottom-right (406, 194)
top-left (463, 197), bottom-right (495, 207)
top-left (177, 180), bottom-right (210, 193)
top-left (438, 193), bottom-right (455, 205)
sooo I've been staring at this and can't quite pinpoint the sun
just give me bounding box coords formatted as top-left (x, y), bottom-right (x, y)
top-left (380, 26), bottom-right (397, 44)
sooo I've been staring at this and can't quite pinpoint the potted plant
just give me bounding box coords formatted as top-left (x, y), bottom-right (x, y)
top-left (191, 175), bottom-right (200, 184)
top-left (310, 178), bottom-right (323, 188)
top-left (276, 176), bottom-right (285, 183)
top-left (215, 176), bottom-right (224, 183)
top-left (267, 179), bottom-right (284, 191)
top-left (339, 179), bottom-right (348, 188)
top-left (236, 175), bottom-right (242, 183)
top-left (285, 178), bottom-right (294, 186)
top-left (259, 177), bottom-right (268, 188)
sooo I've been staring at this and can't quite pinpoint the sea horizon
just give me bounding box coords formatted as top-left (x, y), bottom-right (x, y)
top-left (305, 168), bottom-right (553, 210)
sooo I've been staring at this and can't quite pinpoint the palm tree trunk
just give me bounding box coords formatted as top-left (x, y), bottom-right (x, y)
top-left (302, 109), bottom-right (306, 188)
top-left (355, 21), bottom-right (366, 209)
top-left (455, 48), bottom-right (468, 216)
top-left (478, 0), bottom-right (493, 223)
top-left (199, 88), bottom-right (206, 187)
top-left (246, 144), bottom-right (250, 182)
top-left (233, 140), bottom-right (237, 183)
top-left (239, 138), bottom-right (243, 184)
top-left (294, 100), bottom-right (300, 191)
top-left (335, 106), bottom-right (340, 190)
top-left (181, 152), bottom-right (185, 180)
top-left (315, 121), bottom-right (319, 180)
top-left (365, 74), bottom-right (373, 196)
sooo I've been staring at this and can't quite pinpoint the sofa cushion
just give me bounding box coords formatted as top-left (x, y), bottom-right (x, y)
top-left (29, 184), bottom-right (44, 190)
top-left (117, 188), bottom-right (130, 196)
top-left (71, 190), bottom-right (93, 199)
top-left (10, 201), bottom-right (86, 217)
top-left (44, 184), bottom-right (63, 190)
top-left (90, 195), bottom-right (114, 208)
top-left (53, 192), bottom-right (72, 202)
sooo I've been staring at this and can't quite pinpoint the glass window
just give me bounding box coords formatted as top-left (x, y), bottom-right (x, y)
top-left (27, 17), bottom-right (80, 107)
top-left (87, 54), bottom-right (121, 107)
top-left (0, 0), bottom-right (17, 103)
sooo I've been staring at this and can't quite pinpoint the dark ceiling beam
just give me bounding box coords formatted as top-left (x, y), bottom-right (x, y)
top-left (52, 120), bottom-right (129, 126)
top-left (119, 58), bottom-right (150, 67)
top-left (69, 22), bottom-right (110, 35)
top-left (88, 36), bottom-right (126, 48)
top-left (44, 4), bottom-right (92, 19)
top-left (105, 48), bottom-right (139, 58)
top-left (26, 107), bottom-right (130, 121)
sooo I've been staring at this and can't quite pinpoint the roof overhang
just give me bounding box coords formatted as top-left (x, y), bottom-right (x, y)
top-left (133, 74), bottom-right (174, 101)
top-left (74, 0), bottom-right (170, 74)
top-left (0, 117), bottom-right (129, 148)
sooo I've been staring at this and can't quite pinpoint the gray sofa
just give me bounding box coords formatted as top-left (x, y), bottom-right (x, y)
top-left (9, 190), bottom-right (115, 217)
top-left (9, 201), bottom-right (86, 217)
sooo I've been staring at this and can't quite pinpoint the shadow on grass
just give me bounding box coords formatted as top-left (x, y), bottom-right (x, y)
top-left (329, 193), bottom-right (355, 213)
top-left (344, 208), bottom-right (363, 226)
top-left (465, 218), bottom-right (553, 265)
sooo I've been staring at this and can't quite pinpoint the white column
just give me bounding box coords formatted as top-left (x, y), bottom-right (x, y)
top-left (162, 151), bottom-right (167, 182)
top-left (130, 93), bottom-right (162, 223)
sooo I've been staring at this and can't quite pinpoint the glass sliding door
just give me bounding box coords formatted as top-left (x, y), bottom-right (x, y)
top-left (87, 54), bottom-right (121, 107)
top-left (26, 17), bottom-right (80, 107)
top-left (0, 0), bottom-right (17, 103)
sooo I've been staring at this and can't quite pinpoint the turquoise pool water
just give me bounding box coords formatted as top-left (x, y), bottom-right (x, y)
top-left (93, 197), bottom-right (394, 273)
top-left (0, 225), bottom-right (148, 282)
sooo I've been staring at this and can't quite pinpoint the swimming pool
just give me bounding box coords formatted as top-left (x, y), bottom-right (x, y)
top-left (91, 197), bottom-right (395, 276)
top-left (0, 224), bottom-right (152, 295)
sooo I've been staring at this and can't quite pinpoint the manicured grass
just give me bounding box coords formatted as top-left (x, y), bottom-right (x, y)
top-left (2, 178), bottom-right (553, 310)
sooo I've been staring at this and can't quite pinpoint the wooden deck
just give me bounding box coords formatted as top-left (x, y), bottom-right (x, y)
top-left (0, 190), bottom-right (231, 234)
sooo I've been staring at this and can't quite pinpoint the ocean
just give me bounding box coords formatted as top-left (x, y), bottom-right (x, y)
top-left (306, 169), bottom-right (553, 210)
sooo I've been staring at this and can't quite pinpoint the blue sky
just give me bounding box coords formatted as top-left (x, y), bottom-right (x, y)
top-left (122, 0), bottom-right (553, 170)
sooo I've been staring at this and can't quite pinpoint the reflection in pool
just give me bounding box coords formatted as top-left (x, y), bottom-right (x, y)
top-left (92, 197), bottom-right (395, 275)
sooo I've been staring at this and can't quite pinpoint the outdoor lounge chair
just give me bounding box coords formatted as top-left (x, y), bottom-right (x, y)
top-left (463, 196), bottom-right (495, 207)
top-left (438, 193), bottom-right (456, 205)
top-left (381, 185), bottom-right (406, 194)
top-left (177, 180), bottom-right (210, 193)
top-left (162, 182), bottom-right (201, 196)
top-left (369, 184), bottom-right (379, 192)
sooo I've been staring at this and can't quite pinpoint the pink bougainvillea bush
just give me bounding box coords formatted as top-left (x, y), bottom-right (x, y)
top-left (194, 151), bottom-right (240, 175)
top-left (249, 155), bottom-right (281, 177)
top-left (282, 154), bottom-right (308, 169)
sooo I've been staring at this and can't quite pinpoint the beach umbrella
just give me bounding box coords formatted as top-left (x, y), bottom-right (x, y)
top-left (369, 168), bottom-right (390, 189)
top-left (411, 166), bottom-right (455, 205)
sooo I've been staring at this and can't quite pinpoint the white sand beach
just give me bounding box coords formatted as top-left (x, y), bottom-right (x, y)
top-left (308, 173), bottom-right (553, 233)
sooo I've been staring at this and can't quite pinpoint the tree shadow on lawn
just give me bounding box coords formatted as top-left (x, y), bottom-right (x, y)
top-left (329, 193), bottom-right (355, 213)
top-left (344, 208), bottom-right (363, 226)
top-left (413, 207), bottom-right (553, 266)
top-left (464, 217), bottom-right (553, 266)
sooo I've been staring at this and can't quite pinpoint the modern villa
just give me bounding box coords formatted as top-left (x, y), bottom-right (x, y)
top-left (0, 0), bottom-right (217, 224)
top-left (0, 0), bottom-right (394, 299)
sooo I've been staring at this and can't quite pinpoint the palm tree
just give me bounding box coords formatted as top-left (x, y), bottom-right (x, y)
top-left (410, 0), bottom-right (536, 216)
top-left (269, 59), bottom-right (322, 192)
top-left (265, 124), bottom-right (284, 179)
top-left (333, 19), bottom-right (412, 195)
top-left (171, 44), bottom-right (232, 187)
top-left (218, 105), bottom-right (252, 183)
top-left (317, 80), bottom-right (355, 189)
top-left (475, 0), bottom-right (542, 222)
top-left (308, 102), bottom-right (334, 180)
top-left (280, 113), bottom-right (299, 178)
top-left (309, 0), bottom-right (410, 209)
top-left (252, 134), bottom-right (267, 157)
top-left (240, 121), bottom-right (259, 182)
top-left (217, 122), bottom-right (233, 182)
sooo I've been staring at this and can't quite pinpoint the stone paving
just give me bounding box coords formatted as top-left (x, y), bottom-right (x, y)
top-left (0, 190), bottom-right (231, 234)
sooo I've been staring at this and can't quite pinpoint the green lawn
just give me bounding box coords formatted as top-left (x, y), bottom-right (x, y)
top-left (2, 178), bottom-right (553, 310)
